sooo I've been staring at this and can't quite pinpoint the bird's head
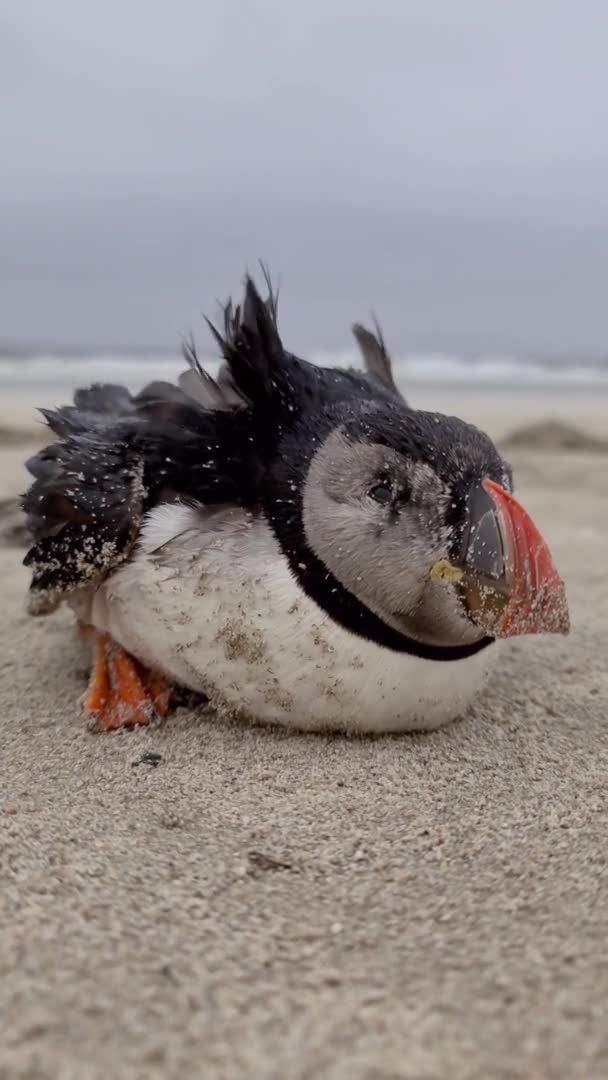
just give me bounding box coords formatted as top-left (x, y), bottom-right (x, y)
top-left (284, 403), bottom-right (569, 657)
top-left (199, 274), bottom-right (569, 660)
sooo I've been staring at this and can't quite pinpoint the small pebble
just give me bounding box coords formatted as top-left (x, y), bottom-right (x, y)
top-left (132, 751), bottom-right (163, 768)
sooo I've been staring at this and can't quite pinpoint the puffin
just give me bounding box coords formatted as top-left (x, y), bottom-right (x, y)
top-left (22, 273), bottom-right (569, 733)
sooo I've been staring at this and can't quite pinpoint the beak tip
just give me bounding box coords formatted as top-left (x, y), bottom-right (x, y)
top-left (552, 589), bottom-right (571, 637)
top-left (479, 477), bottom-right (570, 640)
top-left (495, 580), bottom-right (570, 639)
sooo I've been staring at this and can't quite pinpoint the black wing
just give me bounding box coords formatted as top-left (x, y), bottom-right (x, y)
top-left (23, 424), bottom-right (145, 613)
top-left (22, 381), bottom-right (257, 614)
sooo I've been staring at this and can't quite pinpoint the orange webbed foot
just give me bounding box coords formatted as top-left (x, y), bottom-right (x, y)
top-left (83, 632), bottom-right (172, 731)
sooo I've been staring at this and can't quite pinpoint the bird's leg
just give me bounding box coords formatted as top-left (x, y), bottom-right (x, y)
top-left (143, 670), bottom-right (172, 719)
top-left (83, 631), bottom-right (171, 731)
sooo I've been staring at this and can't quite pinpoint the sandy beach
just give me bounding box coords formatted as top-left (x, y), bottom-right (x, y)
top-left (1, 384), bottom-right (607, 1079)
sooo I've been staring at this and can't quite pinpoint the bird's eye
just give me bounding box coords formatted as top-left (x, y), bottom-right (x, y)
top-left (368, 481), bottom-right (393, 505)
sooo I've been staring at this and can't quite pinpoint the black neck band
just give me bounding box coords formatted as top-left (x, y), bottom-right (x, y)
top-left (277, 535), bottom-right (494, 662)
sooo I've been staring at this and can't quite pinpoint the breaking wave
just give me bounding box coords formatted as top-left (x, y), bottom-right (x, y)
top-left (1, 349), bottom-right (607, 392)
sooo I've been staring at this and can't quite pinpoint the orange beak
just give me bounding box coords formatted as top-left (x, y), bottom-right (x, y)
top-left (459, 477), bottom-right (569, 638)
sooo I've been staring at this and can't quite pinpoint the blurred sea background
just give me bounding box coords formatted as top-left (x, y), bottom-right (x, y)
top-left (2, 346), bottom-right (607, 395)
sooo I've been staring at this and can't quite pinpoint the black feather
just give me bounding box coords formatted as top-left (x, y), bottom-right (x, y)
top-left (258, 260), bottom-right (280, 324)
top-left (352, 319), bottom-right (402, 397)
top-left (178, 335), bottom-right (246, 411)
top-left (23, 432), bottom-right (145, 613)
top-left (73, 383), bottom-right (136, 414)
top-left (202, 274), bottom-right (285, 407)
top-left (136, 381), bottom-right (191, 406)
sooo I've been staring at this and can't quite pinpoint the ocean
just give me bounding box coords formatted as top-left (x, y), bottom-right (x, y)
top-left (1, 349), bottom-right (607, 394)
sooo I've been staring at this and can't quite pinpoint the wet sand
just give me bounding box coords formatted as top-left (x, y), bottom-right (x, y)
top-left (1, 387), bottom-right (607, 1079)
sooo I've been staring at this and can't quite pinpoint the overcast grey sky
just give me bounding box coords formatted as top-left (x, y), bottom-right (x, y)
top-left (2, 1), bottom-right (608, 354)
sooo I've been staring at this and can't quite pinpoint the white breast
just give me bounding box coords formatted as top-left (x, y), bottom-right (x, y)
top-left (82, 504), bottom-right (497, 733)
